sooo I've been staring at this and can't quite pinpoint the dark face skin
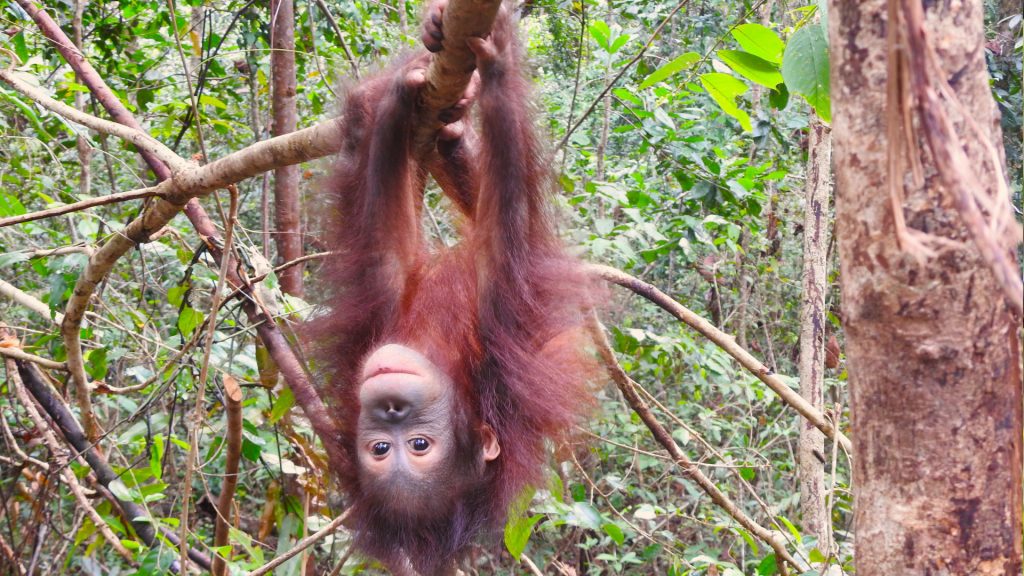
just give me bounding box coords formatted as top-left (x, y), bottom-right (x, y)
top-left (356, 344), bottom-right (500, 485)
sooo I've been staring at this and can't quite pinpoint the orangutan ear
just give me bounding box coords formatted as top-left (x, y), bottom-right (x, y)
top-left (481, 424), bottom-right (501, 462)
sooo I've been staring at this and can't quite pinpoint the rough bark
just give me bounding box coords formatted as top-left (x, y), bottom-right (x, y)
top-left (270, 0), bottom-right (304, 296)
top-left (829, 1), bottom-right (1023, 574)
top-left (797, 117), bottom-right (832, 556)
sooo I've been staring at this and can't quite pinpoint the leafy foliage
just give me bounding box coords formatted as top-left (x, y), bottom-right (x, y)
top-left (0, 0), bottom-right (1018, 574)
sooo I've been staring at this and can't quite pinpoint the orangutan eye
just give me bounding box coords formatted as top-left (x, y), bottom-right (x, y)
top-left (372, 442), bottom-right (391, 456)
top-left (409, 438), bottom-right (430, 452)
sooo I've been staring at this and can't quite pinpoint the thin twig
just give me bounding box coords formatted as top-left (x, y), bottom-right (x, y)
top-left (590, 264), bottom-right (852, 453)
top-left (0, 346), bottom-right (67, 371)
top-left (521, 554), bottom-right (545, 576)
top-left (586, 315), bottom-right (800, 572)
top-left (0, 187), bottom-right (160, 228)
top-left (245, 510), bottom-right (351, 576)
top-left (180, 184), bottom-right (240, 569)
top-left (326, 544), bottom-right (355, 576)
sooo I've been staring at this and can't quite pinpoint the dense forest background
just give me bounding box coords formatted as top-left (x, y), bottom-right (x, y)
top-left (0, 0), bottom-right (1020, 574)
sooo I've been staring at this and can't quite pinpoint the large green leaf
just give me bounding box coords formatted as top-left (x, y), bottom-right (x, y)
top-left (731, 23), bottom-right (785, 64)
top-left (717, 50), bottom-right (783, 88)
top-left (699, 73), bottom-right (752, 131)
top-left (504, 513), bottom-right (543, 558)
top-left (781, 23), bottom-right (831, 121)
top-left (589, 21), bottom-right (611, 50)
top-left (638, 52), bottom-right (700, 89)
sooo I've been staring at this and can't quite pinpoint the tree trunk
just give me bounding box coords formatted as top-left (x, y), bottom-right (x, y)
top-left (797, 116), bottom-right (832, 557)
top-left (829, 1), bottom-right (1023, 574)
top-left (270, 0), bottom-right (304, 296)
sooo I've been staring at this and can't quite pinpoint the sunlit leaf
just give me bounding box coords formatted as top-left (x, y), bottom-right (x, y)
top-left (731, 23), bottom-right (785, 64)
top-left (717, 50), bottom-right (783, 88)
top-left (699, 73), bottom-right (752, 131)
top-left (638, 52), bottom-right (700, 89)
top-left (589, 21), bottom-right (610, 50)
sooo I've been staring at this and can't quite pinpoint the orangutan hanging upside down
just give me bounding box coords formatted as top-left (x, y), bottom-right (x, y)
top-left (309, 2), bottom-right (597, 573)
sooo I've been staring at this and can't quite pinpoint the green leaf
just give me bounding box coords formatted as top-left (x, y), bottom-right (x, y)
top-left (739, 466), bottom-right (756, 481)
top-left (638, 52), bottom-right (700, 89)
top-left (736, 527), bottom-right (759, 555)
top-left (731, 23), bottom-right (785, 64)
top-left (177, 306), bottom-right (204, 338)
top-left (241, 436), bottom-right (263, 461)
top-left (589, 21), bottom-right (610, 50)
top-left (571, 501), bottom-right (603, 530)
top-left (150, 434), bottom-right (165, 480)
top-left (699, 73), bottom-right (752, 131)
top-left (781, 23), bottom-right (831, 121)
top-left (571, 482), bottom-right (587, 502)
top-left (504, 513), bottom-right (543, 558)
top-left (167, 285), bottom-right (187, 307)
top-left (108, 479), bottom-right (134, 502)
top-left (756, 554), bottom-right (779, 575)
top-left (0, 252), bottom-right (30, 267)
top-left (12, 32), bottom-right (29, 63)
top-left (776, 515), bottom-right (802, 544)
top-left (270, 388), bottom-right (295, 424)
top-left (716, 50), bottom-right (783, 88)
top-left (602, 522), bottom-right (625, 545)
top-left (212, 545), bottom-right (233, 559)
top-left (768, 83), bottom-right (790, 110)
top-left (609, 34), bottom-right (630, 54)
top-left (84, 346), bottom-right (109, 380)
top-left (0, 192), bottom-right (27, 218)
top-left (198, 94), bottom-right (227, 109)
top-left (613, 88), bottom-right (642, 107)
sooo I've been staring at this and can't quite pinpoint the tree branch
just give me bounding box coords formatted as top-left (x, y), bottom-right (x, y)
top-left (0, 345), bottom-right (67, 371)
top-left (589, 264), bottom-right (852, 453)
top-left (587, 315), bottom-right (801, 571)
top-left (212, 375), bottom-right (244, 576)
top-left (3, 347), bottom-right (136, 564)
top-left (13, 359), bottom-right (212, 571)
top-left (415, 0), bottom-right (502, 150)
top-left (0, 279), bottom-right (63, 324)
top-left (245, 510), bottom-right (351, 576)
top-left (0, 186), bottom-right (161, 228)
top-left (0, 69), bottom-right (189, 173)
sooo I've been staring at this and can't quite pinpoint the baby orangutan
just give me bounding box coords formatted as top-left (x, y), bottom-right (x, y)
top-left (310, 2), bottom-right (596, 573)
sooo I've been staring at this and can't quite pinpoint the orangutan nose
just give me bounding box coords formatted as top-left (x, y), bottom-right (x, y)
top-left (378, 401), bottom-right (410, 422)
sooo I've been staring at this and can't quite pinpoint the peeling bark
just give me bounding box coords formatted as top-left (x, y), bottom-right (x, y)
top-left (829, 1), bottom-right (1023, 573)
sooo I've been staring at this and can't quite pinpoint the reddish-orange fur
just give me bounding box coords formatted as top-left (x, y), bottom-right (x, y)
top-left (308, 8), bottom-right (597, 573)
